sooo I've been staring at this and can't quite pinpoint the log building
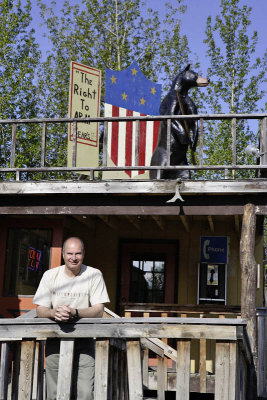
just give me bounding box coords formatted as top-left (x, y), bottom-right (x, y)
top-left (0, 112), bottom-right (266, 399)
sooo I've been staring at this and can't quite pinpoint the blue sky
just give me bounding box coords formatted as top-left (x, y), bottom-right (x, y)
top-left (31, 0), bottom-right (266, 110)
top-left (146, 0), bottom-right (267, 76)
top-left (32, 0), bottom-right (267, 77)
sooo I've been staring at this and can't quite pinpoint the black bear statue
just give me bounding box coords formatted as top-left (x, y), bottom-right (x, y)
top-left (150, 64), bottom-right (209, 179)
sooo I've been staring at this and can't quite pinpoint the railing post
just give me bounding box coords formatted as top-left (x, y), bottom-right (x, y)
top-left (57, 339), bottom-right (74, 400)
top-left (41, 122), bottom-right (47, 168)
top-left (199, 118), bottom-right (204, 167)
top-left (10, 123), bottom-right (17, 168)
top-left (166, 118), bottom-right (171, 167)
top-left (215, 341), bottom-right (237, 400)
top-left (126, 339), bottom-right (143, 400)
top-left (0, 342), bottom-right (10, 400)
top-left (231, 118), bottom-right (236, 179)
top-left (72, 121), bottom-right (78, 167)
top-left (102, 120), bottom-right (108, 167)
top-left (19, 340), bottom-right (36, 400)
top-left (260, 117), bottom-right (267, 177)
top-left (94, 340), bottom-right (109, 400)
top-left (176, 339), bottom-right (191, 400)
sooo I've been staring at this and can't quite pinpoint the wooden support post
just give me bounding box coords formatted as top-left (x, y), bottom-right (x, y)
top-left (94, 340), bottom-right (109, 400)
top-left (127, 340), bottom-right (143, 400)
top-left (0, 342), bottom-right (10, 400)
top-left (240, 203), bottom-right (258, 399)
top-left (57, 339), bottom-right (74, 400)
top-left (157, 355), bottom-right (166, 400)
top-left (176, 340), bottom-right (191, 400)
top-left (215, 341), bottom-right (237, 400)
top-left (199, 339), bottom-right (207, 393)
top-left (18, 340), bottom-right (36, 400)
top-left (240, 204), bottom-right (257, 364)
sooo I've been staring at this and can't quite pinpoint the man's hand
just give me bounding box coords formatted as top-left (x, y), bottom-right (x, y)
top-left (54, 305), bottom-right (74, 322)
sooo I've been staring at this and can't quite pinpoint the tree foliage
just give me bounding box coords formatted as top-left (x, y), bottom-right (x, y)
top-left (0, 0), bottom-right (41, 177)
top-left (200, 0), bottom-right (267, 178)
top-left (35, 0), bottom-right (191, 170)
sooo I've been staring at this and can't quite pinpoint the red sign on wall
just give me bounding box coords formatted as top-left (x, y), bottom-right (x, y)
top-left (28, 247), bottom-right (42, 271)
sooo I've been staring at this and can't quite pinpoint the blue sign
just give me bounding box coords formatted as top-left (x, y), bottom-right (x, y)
top-left (200, 236), bottom-right (228, 263)
top-left (105, 61), bottom-right (162, 115)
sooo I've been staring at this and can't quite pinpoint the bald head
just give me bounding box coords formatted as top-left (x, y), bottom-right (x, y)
top-left (62, 237), bottom-right (85, 253)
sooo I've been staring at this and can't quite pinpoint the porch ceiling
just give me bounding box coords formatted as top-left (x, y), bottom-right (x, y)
top-left (0, 179), bottom-right (267, 215)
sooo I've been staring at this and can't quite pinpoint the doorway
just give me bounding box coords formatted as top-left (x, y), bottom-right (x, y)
top-left (119, 240), bottom-right (178, 312)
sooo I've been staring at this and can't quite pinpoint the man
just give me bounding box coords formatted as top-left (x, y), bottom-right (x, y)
top-left (33, 237), bottom-right (110, 400)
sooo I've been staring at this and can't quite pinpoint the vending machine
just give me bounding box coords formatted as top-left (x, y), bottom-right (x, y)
top-left (198, 236), bottom-right (229, 305)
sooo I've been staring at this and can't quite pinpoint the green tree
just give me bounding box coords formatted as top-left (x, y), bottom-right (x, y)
top-left (200, 0), bottom-right (267, 178)
top-left (36, 0), bottom-right (192, 172)
top-left (0, 0), bottom-right (41, 178)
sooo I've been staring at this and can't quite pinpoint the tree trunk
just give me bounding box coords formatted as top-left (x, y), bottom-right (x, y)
top-left (240, 203), bottom-right (258, 398)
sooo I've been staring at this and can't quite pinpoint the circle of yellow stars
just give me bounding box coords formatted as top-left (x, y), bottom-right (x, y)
top-left (109, 68), bottom-right (157, 106)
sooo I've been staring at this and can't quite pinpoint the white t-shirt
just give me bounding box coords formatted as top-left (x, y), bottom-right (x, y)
top-left (33, 264), bottom-right (110, 309)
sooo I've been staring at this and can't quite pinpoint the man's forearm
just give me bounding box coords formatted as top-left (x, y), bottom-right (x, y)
top-left (36, 305), bottom-right (56, 319)
top-left (74, 303), bottom-right (104, 318)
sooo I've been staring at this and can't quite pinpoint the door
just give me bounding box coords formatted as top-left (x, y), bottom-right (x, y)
top-left (119, 240), bottom-right (178, 310)
top-left (0, 217), bottom-right (63, 317)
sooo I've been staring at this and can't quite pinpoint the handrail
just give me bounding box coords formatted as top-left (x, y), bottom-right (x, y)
top-left (0, 113), bottom-right (266, 182)
top-left (0, 317), bottom-right (254, 399)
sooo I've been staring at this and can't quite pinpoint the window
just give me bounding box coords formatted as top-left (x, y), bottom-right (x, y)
top-left (3, 228), bottom-right (52, 296)
top-left (130, 256), bottom-right (165, 303)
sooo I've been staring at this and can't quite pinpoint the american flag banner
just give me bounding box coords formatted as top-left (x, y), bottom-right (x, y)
top-left (103, 61), bottom-right (162, 179)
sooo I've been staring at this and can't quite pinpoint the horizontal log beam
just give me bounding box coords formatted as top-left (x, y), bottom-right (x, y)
top-left (1, 180), bottom-right (267, 195)
top-left (2, 205), bottom-right (267, 215)
top-left (0, 319), bottom-right (246, 341)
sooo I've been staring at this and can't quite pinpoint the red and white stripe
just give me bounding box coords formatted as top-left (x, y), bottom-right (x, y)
top-left (105, 103), bottom-right (160, 178)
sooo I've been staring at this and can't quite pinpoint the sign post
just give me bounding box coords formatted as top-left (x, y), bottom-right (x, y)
top-left (68, 61), bottom-right (101, 174)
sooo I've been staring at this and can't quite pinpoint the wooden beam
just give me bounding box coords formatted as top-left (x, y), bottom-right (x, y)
top-left (208, 215), bottom-right (214, 232)
top-left (98, 215), bottom-right (117, 230)
top-left (1, 180), bottom-right (267, 195)
top-left (152, 216), bottom-right (164, 230)
top-left (234, 215), bottom-right (240, 233)
top-left (0, 204), bottom-right (255, 215)
top-left (180, 215), bottom-right (190, 232)
top-left (126, 216), bottom-right (142, 231)
top-left (240, 203), bottom-right (258, 376)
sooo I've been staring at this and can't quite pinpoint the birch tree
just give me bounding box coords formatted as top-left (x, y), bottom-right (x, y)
top-left (201, 0), bottom-right (267, 178)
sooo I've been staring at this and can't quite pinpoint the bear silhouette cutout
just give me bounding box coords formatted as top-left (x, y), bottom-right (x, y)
top-left (150, 64), bottom-right (209, 179)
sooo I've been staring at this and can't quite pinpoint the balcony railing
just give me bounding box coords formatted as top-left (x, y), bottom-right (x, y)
top-left (0, 315), bottom-right (254, 399)
top-left (0, 113), bottom-right (266, 181)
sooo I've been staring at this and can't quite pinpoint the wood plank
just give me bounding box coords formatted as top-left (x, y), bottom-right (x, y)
top-left (18, 340), bottom-right (35, 400)
top-left (176, 340), bottom-right (191, 400)
top-left (229, 342), bottom-right (237, 399)
top-left (126, 340), bottom-right (143, 400)
top-left (0, 322), bottom-right (243, 341)
top-left (142, 348), bottom-right (149, 389)
top-left (0, 342), bottom-right (10, 400)
top-left (56, 339), bottom-right (74, 400)
top-left (1, 180), bottom-right (267, 196)
top-left (157, 355), bottom-right (166, 400)
top-left (215, 342), bottom-right (230, 400)
top-left (94, 340), bottom-right (109, 400)
top-left (199, 338), bottom-right (207, 393)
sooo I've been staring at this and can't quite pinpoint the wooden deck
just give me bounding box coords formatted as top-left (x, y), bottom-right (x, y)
top-left (0, 315), bottom-right (255, 400)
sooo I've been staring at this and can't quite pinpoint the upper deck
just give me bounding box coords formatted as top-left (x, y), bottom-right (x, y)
top-left (0, 113), bottom-right (266, 216)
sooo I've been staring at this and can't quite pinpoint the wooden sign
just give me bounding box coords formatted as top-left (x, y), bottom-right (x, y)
top-left (68, 61), bottom-right (101, 174)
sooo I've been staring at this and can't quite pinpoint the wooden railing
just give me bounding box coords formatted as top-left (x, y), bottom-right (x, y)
top-left (121, 303), bottom-right (241, 319)
top-left (0, 316), bottom-right (254, 400)
top-left (0, 113), bottom-right (266, 181)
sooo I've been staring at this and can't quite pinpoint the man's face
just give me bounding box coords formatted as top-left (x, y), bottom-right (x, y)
top-left (63, 238), bottom-right (84, 275)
